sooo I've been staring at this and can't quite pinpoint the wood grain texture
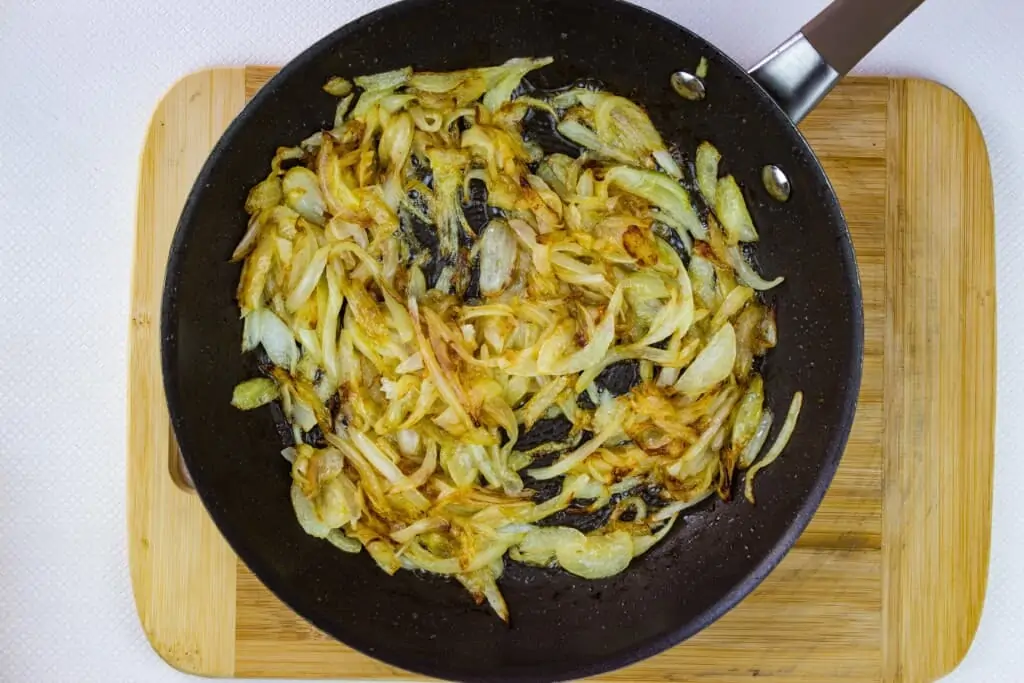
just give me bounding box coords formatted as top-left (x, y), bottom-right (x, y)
top-left (881, 79), bottom-right (996, 683)
top-left (127, 69), bottom-right (994, 681)
top-left (127, 69), bottom-right (245, 676)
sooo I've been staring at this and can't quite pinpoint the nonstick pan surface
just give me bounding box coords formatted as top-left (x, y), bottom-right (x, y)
top-left (162, 0), bottom-right (866, 680)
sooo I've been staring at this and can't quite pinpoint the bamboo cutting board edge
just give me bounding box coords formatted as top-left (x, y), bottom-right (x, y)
top-left (127, 69), bottom-right (995, 682)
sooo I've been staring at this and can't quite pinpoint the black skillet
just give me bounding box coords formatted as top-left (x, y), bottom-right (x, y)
top-left (162, 0), bottom-right (924, 680)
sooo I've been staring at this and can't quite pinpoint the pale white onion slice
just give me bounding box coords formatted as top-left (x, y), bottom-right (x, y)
top-left (291, 483), bottom-right (331, 538)
top-left (728, 246), bottom-right (784, 290)
top-left (478, 220), bottom-right (518, 296)
top-left (231, 377), bottom-right (279, 410)
top-left (739, 410), bottom-right (774, 469)
top-left (482, 57), bottom-right (553, 111)
top-left (695, 141), bottom-right (720, 207)
top-left (605, 166), bottom-right (706, 241)
top-left (710, 285), bottom-right (754, 331)
top-left (716, 175), bottom-right (758, 243)
top-left (395, 351), bottom-right (424, 374)
top-left (744, 392), bottom-right (803, 503)
top-left (241, 311), bottom-right (261, 352)
top-left (649, 492), bottom-right (714, 523)
top-left (556, 530), bottom-right (634, 580)
top-left (282, 167), bottom-right (326, 225)
top-left (675, 323), bottom-right (736, 394)
top-left (556, 120), bottom-right (636, 165)
top-left (511, 526), bottom-right (582, 567)
top-left (631, 515), bottom-right (680, 556)
top-left (731, 375), bottom-right (765, 450)
top-left (326, 530), bottom-right (362, 553)
top-left (255, 309), bottom-right (299, 372)
top-left (354, 66), bottom-right (412, 92)
top-left (286, 247), bottom-right (329, 312)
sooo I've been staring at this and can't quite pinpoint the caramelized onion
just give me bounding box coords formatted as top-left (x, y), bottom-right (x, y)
top-left (231, 58), bottom-right (800, 621)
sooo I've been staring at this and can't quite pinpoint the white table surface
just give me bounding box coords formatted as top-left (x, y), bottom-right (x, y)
top-left (1, 0), bottom-right (1020, 680)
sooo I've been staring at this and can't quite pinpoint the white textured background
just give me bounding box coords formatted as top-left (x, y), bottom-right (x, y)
top-left (0, 0), bottom-right (1019, 681)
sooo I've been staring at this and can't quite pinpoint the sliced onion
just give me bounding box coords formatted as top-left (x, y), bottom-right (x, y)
top-left (282, 167), bottom-right (326, 225)
top-left (409, 297), bottom-right (474, 429)
top-left (557, 120), bottom-right (636, 165)
top-left (326, 530), bottom-right (362, 553)
top-left (300, 131), bottom-right (324, 156)
top-left (318, 473), bottom-right (361, 528)
top-left (410, 106), bottom-right (443, 132)
top-left (354, 66), bottom-right (412, 92)
top-left (668, 388), bottom-right (739, 477)
top-left (286, 246), bottom-right (328, 312)
top-left (739, 410), bottom-right (774, 469)
top-left (511, 526), bottom-right (584, 567)
top-left (395, 351), bottom-right (423, 374)
top-left (528, 405), bottom-right (624, 480)
top-left (255, 309), bottom-right (299, 372)
top-left (576, 169), bottom-right (595, 197)
top-left (727, 246), bottom-right (784, 291)
top-left (390, 517), bottom-right (448, 544)
top-left (230, 213), bottom-right (264, 262)
top-left (392, 441), bottom-right (437, 493)
top-left (408, 68), bottom-right (477, 93)
top-left (688, 253), bottom-right (720, 310)
top-left (483, 57), bottom-right (554, 111)
top-left (710, 285), bottom-right (754, 331)
top-left (649, 492), bottom-right (714, 523)
top-left (365, 539), bottom-right (403, 575)
top-left (320, 265), bottom-right (344, 385)
top-left (731, 374), bottom-right (765, 451)
top-left (556, 530), bottom-right (634, 579)
top-left (653, 149), bottom-right (683, 179)
top-left (396, 429), bottom-right (421, 457)
top-left (317, 136), bottom-right (360, 215)
top-left (290, 397), bottom-right (318, 432)
top-left (604, 166), bottom-right (705, 241)
top-left (245, 176), bottom-right (283, 216)
top-left (715, 175), bottom-right (758, 244)
top-left (675, 323), bottom-right (736, 394)
top-left (631, 514), bottom-right (680, 556)
top-left (349, 429), bottom-right (406, 484)
top-left (241, 311), bottom-right (261, 352)
top-left (478, 220), bottom-right (518, 296)
top-left (455, 565), bottom-right (509, 623)
top-left (546, 285), bottom-right (624, 375)
top-left (443, 444), bottom-right (480, 488)
top-left (231, 377), bottom-right (279, 410)
top-left (323, 76), bottom-right (353, 97)
top-left (744, 392), bottom-right (802, 503)
top-left (379, 111), bottom-right (414, 174)
top-left (291, 483), bottom-right (331, 538)
top-left (591, 93), bottom-right (674, 174)
top-left (695, 141), bottom-right (720, 208)
top-left (332, 95), bottom-right (354, 131)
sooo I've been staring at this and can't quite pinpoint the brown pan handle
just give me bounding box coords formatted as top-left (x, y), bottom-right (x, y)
top-left (748, 0), bottom-right (927, 123)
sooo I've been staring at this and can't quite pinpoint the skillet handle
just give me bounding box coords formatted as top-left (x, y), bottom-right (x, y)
top-left (748, 0), bottom-right (926, 123)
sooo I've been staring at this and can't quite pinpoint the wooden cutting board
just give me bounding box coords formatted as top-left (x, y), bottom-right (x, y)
top-left (128, 68), bottom-right (996, 683)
